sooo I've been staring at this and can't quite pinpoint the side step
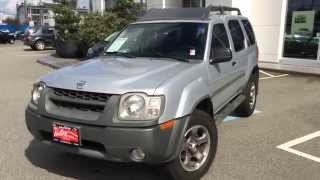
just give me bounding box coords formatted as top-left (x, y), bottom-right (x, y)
top-left (214, 94), bottom-right (246, 125)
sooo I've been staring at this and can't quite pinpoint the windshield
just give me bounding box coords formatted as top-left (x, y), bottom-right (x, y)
top-left (106, 22), bottom-right (208, 61)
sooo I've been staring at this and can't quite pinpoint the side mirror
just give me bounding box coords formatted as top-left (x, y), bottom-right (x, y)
top-left (210, 48), bottom-right (233, 64)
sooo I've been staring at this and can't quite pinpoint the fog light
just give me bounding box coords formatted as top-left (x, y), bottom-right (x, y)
top-left (130, 148), bottom-right (146, 161)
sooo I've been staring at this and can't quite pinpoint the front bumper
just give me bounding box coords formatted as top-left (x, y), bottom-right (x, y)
top-left (23, 39), bottom-right (35, 46)
top-left (25, 108), bottom-right (189, 164)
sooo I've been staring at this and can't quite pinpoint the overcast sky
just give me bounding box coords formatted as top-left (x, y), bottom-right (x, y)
top-left (0, 0), bottom-right (22, 15)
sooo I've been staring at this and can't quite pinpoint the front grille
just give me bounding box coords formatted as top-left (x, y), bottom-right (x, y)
top-left (53, 88), bottom-right (110, 103)
top-left (48, 88), bottom-right (111, 115)
top-left (51, 99), bottom-right (105, 112)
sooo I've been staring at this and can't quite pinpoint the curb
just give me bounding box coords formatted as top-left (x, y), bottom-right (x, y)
top-left (37, 54), bottom-right (80, 69)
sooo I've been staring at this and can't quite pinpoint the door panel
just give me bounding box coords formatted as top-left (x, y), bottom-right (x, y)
top-left (207, 23), bottom-right (240, 111)
top-left (227, 19), bottom-right (248, 92)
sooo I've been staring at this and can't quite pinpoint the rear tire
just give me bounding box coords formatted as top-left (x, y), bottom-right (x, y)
top-left (164, 110), bottom-right (218, 180)
top-left (236, 73), bottom-right (259, 117)
top-left (35, 40), bottom-right (45, 51)
top-left (9, 39), bottom-right (15, 44)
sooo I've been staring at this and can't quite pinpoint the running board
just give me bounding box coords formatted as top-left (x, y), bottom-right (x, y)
top-left (215, 94), bottom-right (246, 125)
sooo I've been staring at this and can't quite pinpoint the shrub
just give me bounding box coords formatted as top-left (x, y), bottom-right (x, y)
top-left (79, 12), bottom-right (119, 47)
top-left (53, 0), bottom-right (80, 41)
top-left (79, 0), bottom-right (142, 46)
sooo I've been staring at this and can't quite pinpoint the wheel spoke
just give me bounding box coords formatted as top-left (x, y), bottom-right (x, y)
top-left (193, 150), bottom-right (204, 161)
top-left (195, 133), bottom-right (209, 146)
top-left (182, 151), bottom-right (191, 165)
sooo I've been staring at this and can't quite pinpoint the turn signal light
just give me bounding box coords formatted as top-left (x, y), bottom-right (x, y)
top-left (160, 120), bottom-right (176, 130)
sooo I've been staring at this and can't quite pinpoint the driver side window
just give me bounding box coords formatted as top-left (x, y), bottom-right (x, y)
top-left (210, 24), bottom-right (230, 58)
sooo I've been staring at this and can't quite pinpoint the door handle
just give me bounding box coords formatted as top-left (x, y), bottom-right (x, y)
top-left (232, 61), bottom-right (237, 66)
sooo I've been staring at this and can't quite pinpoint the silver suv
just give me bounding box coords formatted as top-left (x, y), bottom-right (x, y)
top-left (26, 6), bottom-right (259, 180)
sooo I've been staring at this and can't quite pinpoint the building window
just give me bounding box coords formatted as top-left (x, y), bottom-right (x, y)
top-left (283, 0), bottom-right (320, 60)
top-left (183, 0), bottom-right (206, 8)
top-left (31, 9), bottom-right (40, 14)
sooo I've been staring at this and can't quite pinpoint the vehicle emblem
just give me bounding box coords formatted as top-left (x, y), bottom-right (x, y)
top-left (76, 80), bottom-right (88, 90)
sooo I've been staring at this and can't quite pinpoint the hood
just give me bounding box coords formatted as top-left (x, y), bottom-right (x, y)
top-left (41, 57), bottom-right (194, 95)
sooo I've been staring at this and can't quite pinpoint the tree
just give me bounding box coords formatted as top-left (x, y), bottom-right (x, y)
top-left (112, 0), bottom-right (142, 28)
top-left (52, 0), bottom-right (80, 41)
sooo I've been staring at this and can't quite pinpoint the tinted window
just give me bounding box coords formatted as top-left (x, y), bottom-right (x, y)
top-left (228, 20), bottom-right (245, 52)
top-left (242, 20), bottom-right (256, 45)
top-left (211, 24), bottom-right (230, 51)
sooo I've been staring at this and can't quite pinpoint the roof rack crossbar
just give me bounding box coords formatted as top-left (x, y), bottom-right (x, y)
top-left (207, 5), bottom-right (242, 15)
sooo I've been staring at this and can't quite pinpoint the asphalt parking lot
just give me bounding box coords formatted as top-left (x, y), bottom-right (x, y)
top-left (0, 42), bottom-right (319, 180)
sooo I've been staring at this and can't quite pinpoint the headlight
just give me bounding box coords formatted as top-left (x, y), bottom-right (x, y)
top-left (119, 93), bottom-right (163, 121)
top-left (31, 82), bottom-right (46, 105)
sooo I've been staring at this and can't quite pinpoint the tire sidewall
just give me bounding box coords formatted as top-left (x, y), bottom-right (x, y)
top-left (236, 73), bottom-right (259, 117)
top-left (35, 40), bottom-right (45, 51)
top-left (246, 73), bottom-right (259, 114)
top-left (166, 110), bottom-right (218, 180)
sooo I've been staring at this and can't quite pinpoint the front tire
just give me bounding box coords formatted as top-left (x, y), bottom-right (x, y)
top-left (164, 110), bottom-right (218, 180)
top-left (236, 73), bottom-right (259, 117)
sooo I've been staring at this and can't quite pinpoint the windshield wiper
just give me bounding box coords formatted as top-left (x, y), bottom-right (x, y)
top-left (147, 52), bottom-right (189, 63)
top-left (105, 51), bottom-right (136, 58)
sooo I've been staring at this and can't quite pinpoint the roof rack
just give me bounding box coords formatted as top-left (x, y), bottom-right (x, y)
top-left (207, 5), bottom-right (242, 16)
top-left (138, 8), bottom-right (210, 21)
top-left (137, 6), bottom-right (242, 22)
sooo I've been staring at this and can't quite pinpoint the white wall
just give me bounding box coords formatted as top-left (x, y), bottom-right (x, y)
top-left (147, 0), bottom-right (164, 9)
top-left (92, 0), bottom-right (105, 13)
top-left (206, 0), bottom-right (232, 7)
top-left (234, 0), bottom-right (283, 63)
top-left (165, 0), bottom-right (182, 8)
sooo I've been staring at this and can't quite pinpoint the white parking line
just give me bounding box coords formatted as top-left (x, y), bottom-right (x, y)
top-left (259, 74), bottom-right (289, 80)
top-left (277, 131), bottom-right (320, 163)
top-left (260, 70), bottom-right (276, 77)
top-left (259, 70), bottom-right (288, 80)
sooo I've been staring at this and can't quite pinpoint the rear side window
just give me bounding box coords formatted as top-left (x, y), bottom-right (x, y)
top-left (228, 20), bottom-right (245, 52)
top-left (242, 20), bottom-right (256, 45)
top-left (211, 24), bottom-right (230, 50)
